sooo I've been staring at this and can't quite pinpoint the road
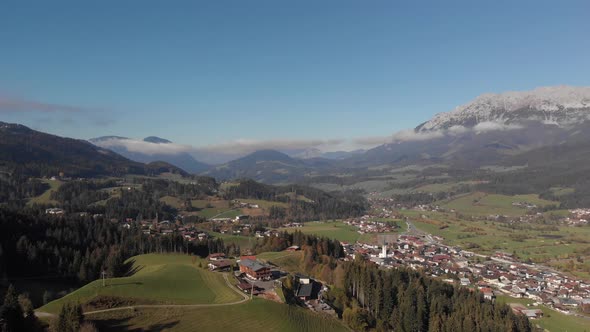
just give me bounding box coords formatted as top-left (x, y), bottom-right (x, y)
top-left (35, 273), bottom-right (250, 318)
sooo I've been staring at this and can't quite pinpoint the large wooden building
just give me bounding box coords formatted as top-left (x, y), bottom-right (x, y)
top-left (238, 259), bottom-right (271, 280)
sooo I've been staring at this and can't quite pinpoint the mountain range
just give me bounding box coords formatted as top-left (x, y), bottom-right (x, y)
top-left (89, 136), bottom-right (210, 173)
top-left (4, 85), bottom-right (590, 184)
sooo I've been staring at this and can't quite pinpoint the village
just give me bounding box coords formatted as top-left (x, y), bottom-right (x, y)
top-left (42, 195), bottom-right (590, 321)
top-left (343, 224), bottom-right (590, 320)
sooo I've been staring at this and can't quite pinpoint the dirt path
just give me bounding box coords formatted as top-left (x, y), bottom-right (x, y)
top-left (35, 272), bottom-right (250, 318)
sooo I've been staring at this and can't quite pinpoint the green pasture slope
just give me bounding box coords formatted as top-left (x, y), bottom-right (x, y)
top-left (40, 254), bottom-right (241, 314)
top-left (443, 192), bottom-right (558, 217)
top-left (91, 298), bottom-right (348, 332)
top-left (27, 179), bottom-right (62, 205)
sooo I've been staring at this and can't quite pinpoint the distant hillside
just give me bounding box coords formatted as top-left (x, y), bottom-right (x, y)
top-left (89, 136), bottom-right (209, 173)
top-left (0, 122), bottom-right (183, 177)
top-left (204, 150), bottom-right (316, 183)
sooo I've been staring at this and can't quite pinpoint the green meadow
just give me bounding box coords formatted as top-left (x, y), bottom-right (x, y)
top-left (89, 298), bottom-right (347, 332)
top-left (443, 192), bottom-right (558, 217)
top-left (39, 254), bottom-right (242, 314)
top-left (27, 179), bottom-right (62, 205)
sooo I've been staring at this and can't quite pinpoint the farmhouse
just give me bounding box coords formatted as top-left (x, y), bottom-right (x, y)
top-left (238, 259), bottom-right (271, 280)
top-left (297, 283), bottom-right (314, 301)
top-left (286, 245), bottom-right (300, 252)
top-left (208, 260), bottom-right (232, 271)
top-left (208, 253), bottom-right (226, 261)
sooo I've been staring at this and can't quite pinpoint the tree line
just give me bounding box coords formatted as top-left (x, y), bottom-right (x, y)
top-left (333, 259), bottom-right (532, 332)
top-left (224, 179), bottom-right (368, 221)
top-left (0, 208), bottom-right (231, 306)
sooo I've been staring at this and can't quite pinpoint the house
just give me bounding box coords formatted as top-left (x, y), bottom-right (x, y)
top-left (460, 278), bottom-right (471, 286)
top-left (238, 259), bottom-right (271, 280)
top-left (286, 245), bottom-right (300, 252)
top-left (208, 260), bottom-right (232, 271)
top-left (521, 309), bottom-right (543, 319)
top-left (297, 283), bottom-right (314, 301)
top-left (295, 274), bottom-right (311, 285)
top-left (235, 215), bottom-right (249, 221)
top-left (208, 253), bottom-right (226, 261)
top-left (480, 288), bottom-right (495, 301)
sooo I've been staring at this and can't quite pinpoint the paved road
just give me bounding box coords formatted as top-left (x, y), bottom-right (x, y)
top-left (35, 273), bottom-right (250, 318)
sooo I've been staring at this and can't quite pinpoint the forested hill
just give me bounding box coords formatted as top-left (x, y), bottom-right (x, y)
top-left (0, 122), bottom-right (185, 178)
top-left (224, 179), bottom-right (368, 220)
top-left (339, 259), bottom-right (532, 332)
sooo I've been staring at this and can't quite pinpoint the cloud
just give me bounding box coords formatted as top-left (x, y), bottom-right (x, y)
top-left (196, 138), bottom-right (345, 155)
top-left (472, 121), bottom-right (522, 132)
top-left (95, 138), bottom-right (194, 156)
top-left (0, 94), bottom-right (116, 127)
top-left (391, 129), bottom-right (445, 142)
top-left (352, 135), bottom-right (394, 146)
top-left (0, 95), bottom-right (92, 113)
top-left (387, 121), bottom-right (522, 143)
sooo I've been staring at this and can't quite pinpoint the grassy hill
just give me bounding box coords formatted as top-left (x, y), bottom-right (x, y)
top-left (40, 254), bottom-right (242, 314)
top-left (26, 179), bottom-right (62, 205)
top-left (443, 192), bottom-right (558, 217)
top-left (89, 298), bottom-right (348, 332)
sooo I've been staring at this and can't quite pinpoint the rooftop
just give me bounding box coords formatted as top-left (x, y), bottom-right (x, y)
top-left (239, 259), bottom-right (268, 272)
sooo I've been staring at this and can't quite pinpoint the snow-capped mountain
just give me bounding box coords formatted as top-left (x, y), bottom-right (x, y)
top-left (416, 86), bottom-right (590, 132)
top-left (344, 86), bottom-right (590, 168)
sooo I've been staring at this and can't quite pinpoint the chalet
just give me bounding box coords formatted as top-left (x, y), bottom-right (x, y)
top-left (208, 253), bottom-right (226, 261)
top-left (235, 215), bottom-right (249, 221)
top-left (286, 245), bottom-right (300, 252)
top-left (521, 309), bottom-right (543, 319)
top-left (238, 259), bottom-right (271, 280)
top-left (297, 283), bottom-right (314, 301)
top-left (208, 260), bottom-right (232, 271)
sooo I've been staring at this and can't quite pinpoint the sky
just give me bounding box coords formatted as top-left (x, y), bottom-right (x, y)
top-left (1, 0), bottom-right (590, 156)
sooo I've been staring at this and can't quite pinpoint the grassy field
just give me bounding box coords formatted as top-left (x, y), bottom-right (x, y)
top-left (279, 221), bottom-right (361, 243)
top-left (443, 192), bottom-right (558, 217)
top-left (496, 295), bottom-right (590, 332)
top-left (27, 179), bottom-right (62, 205)
top-left (403, 208), bottom-right (590, 279)
top-left (40, 254), bottom-right (242, 314)
top-left (89, 298), bottom-right (347, 332)
top-left (212, 231), bottom-right (259, 249)
top-left (258, 251), bottom-right (304, 273)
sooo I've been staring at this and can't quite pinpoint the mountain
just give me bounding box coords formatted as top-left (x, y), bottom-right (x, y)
top-left (89, 136), bottom-right (209, 174)
top-left (348, 86), bottom-right (590, 168)
top-left (416, 86), bottom-right (590, 131)
top-left (143, 136), bottom-right (172, 144)
top-left (204, 149), bottom-right (313, 183)
top-left (0, 122), bottom-right (185, 177)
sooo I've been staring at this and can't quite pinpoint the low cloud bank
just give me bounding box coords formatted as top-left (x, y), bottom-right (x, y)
top-left (91, 120), bottom-right (523, 162)
top-left (0, 95), bottom-right (91, 113)
top-left (95, 138), bottom-right (194, 156)
top-left (387, 121), bottom-right (523, 143)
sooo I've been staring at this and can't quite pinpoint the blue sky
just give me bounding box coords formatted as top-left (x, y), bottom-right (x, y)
top-left (1, 0), bottom-right (589, 152)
